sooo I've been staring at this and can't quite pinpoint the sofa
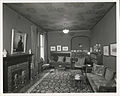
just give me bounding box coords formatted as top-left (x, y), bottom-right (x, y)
top-left (49, 52), bottom-right (72, 69)
top-left (86, 63), bottom-right (116, 92)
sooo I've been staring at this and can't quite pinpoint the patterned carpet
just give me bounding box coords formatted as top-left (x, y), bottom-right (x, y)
top-left (28, 69), bottom-right (92, 93)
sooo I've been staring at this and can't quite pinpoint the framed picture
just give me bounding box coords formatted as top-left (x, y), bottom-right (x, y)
top-left (110, 43), bottom-right (116, 56)
top-left (103, 46), bottom-right (109, 56)
top-left (11, 29), bottom-right (27, 54)
top-left (57, 45), bottom-right (61, 51)
top-left (62, 46), bottom-right (68, 51)
top-left (50, 46), bottom-right (56, 51)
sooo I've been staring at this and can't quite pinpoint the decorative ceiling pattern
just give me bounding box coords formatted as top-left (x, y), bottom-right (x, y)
top-left (6, 3), bottom-right (115, 31)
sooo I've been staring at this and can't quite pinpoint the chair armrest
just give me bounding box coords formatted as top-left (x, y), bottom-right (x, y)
top-left (98, 86), bottom-right (116, 92)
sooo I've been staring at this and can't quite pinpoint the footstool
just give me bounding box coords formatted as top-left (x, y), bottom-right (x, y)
top-left (42, 63), bottom-right (50, 71)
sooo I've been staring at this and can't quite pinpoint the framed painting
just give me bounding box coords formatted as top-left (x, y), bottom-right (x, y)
top-left (50, 46), bottom-right (56, 51)
top-left (110, 43), bottom-right (116, 56)
top-left (103, 46), bottom-right (109, 56)
top-left (11, 29), bottom-right (27, 54)
top-left (57, 45), bottom-right (61, 51)
top-left (62, 46), bottom-right (68, 51)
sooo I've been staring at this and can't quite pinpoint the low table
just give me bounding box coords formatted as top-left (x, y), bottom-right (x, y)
top-left (73, 73), bottom-right (86, 89)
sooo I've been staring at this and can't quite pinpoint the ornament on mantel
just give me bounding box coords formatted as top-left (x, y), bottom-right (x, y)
top-left (3, 49), bottom-right (7, 57)
top-left (29, 49), bottom-right (32, 54)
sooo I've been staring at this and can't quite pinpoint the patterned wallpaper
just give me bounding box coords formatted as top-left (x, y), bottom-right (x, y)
top-left (6, 2), bottom-right (115, 31)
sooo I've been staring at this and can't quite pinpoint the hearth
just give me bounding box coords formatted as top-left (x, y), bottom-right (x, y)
top-left (3, 54), bottom-right (32, 93)
top-left (8, 62), bottom-right (29, 92)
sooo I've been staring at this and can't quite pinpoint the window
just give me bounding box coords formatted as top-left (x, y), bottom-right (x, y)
top-left (40, 34), bottom-right (44, 60)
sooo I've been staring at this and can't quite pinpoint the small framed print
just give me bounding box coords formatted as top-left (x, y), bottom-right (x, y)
top-left (57, 45), bottom-right (61, 51)
top-left (110, 43), bottom-right (116, 56)
top-left (103, 46), bottom-right (109, 56)
top-left (50, 46), bottom-right (56, 51)
top-left (62, 46), bottom-right (68, 51)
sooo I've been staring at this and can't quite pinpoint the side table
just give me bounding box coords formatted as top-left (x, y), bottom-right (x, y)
top-left (74, 74), bottom-right (84, 89)
top-left (86, 65), bottom-right (92, 73)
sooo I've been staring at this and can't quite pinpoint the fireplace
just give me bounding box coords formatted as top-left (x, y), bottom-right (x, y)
top-left (3, 54), bottom-right (32, 93)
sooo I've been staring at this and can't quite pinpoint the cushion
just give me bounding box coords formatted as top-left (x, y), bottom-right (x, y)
top-left (74, 57), bottom-right (85, 67)
top-left (92, 63), bottom-right (99, 73)
top-left (105, 68), bottom-right (114, 81)
top-left (96, 66), bottom-right (105, 76)
top-left (65, 57), bottom-right (71, 63)
top-left (92, 63), bottom-right (105, 77)
top-left (57, 56), bottom-right (64, 62)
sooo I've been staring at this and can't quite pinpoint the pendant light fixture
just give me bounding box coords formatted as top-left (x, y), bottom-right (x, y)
top-left (63, 29), bottom-right (69, 34)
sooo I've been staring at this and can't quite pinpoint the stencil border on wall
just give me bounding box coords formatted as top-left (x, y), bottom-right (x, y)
top-left (110, 43), bottom-right (116, 56)
top-left (50, 46), bottom-right (56, 51)
top-left (62, 46), bottom-right (68, 51)
top-left (57, 45), bottom-right (61, 51)
top-left (103, 46), bottom-right (109, 56)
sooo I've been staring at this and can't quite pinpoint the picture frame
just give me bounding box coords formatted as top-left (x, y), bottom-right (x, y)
top-left (11, 29), bottom-right (27, 54)
top-left (103, 46), bottom-right (109, 56)
top-left (50, 46), bottom-right (56, 51)
top-left (57, 45), bottom-right (61, 51)
top-left (62, 46), bottom-right (68, 51)
top-left (110, 43), bottom-right (116, 56)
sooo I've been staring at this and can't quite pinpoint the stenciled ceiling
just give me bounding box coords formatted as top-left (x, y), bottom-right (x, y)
top-left (6, 3), bottom-right (115, 31)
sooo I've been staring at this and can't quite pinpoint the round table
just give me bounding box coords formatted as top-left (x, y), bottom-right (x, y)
top-left (74, 74), bottom-right (84, 89)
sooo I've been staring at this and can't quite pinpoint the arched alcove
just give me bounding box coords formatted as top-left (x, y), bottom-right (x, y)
top-left (71, 36), bottom-right (90, 51)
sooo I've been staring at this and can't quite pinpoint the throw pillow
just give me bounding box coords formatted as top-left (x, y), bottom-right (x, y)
top-left (57, 56), bottom-right (64, 62)
top-left (92, 63), bottom-right (105, 77)
top-left (105, 68), bottom-right (114, 81)
top-left (92, 63), bottom-right (98, 73)
top-left (95, 65), bottom-right (105, 76)
top-left (65, 57), bottom-right (71, 63)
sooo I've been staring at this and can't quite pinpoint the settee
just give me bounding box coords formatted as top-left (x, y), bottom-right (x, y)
top-left (86, 63), bottom-right (116, 92)
top-left (49, 52), bottom-right (72, 69)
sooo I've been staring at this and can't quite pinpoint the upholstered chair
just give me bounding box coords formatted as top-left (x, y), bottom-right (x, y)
top-left (74, 56), bottom-right (86, 73)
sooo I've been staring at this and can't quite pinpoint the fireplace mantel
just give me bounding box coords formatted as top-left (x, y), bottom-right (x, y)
top-left (3, 54), bottom-right (33, 93)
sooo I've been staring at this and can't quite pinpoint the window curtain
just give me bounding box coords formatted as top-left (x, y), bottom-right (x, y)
top-left (31, 25), bottom-right (40, 79)
top-left (40, 32), bottom-right (48, 63)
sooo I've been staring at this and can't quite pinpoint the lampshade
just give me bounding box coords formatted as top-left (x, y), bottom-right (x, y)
top-left (63, 29), bottom-right (69, 34)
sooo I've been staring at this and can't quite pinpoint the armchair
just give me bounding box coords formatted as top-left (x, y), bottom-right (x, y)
top-left (74, 57), bottom-right (85, 68)
top-left (74, 57), bottom-right (86, 74)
